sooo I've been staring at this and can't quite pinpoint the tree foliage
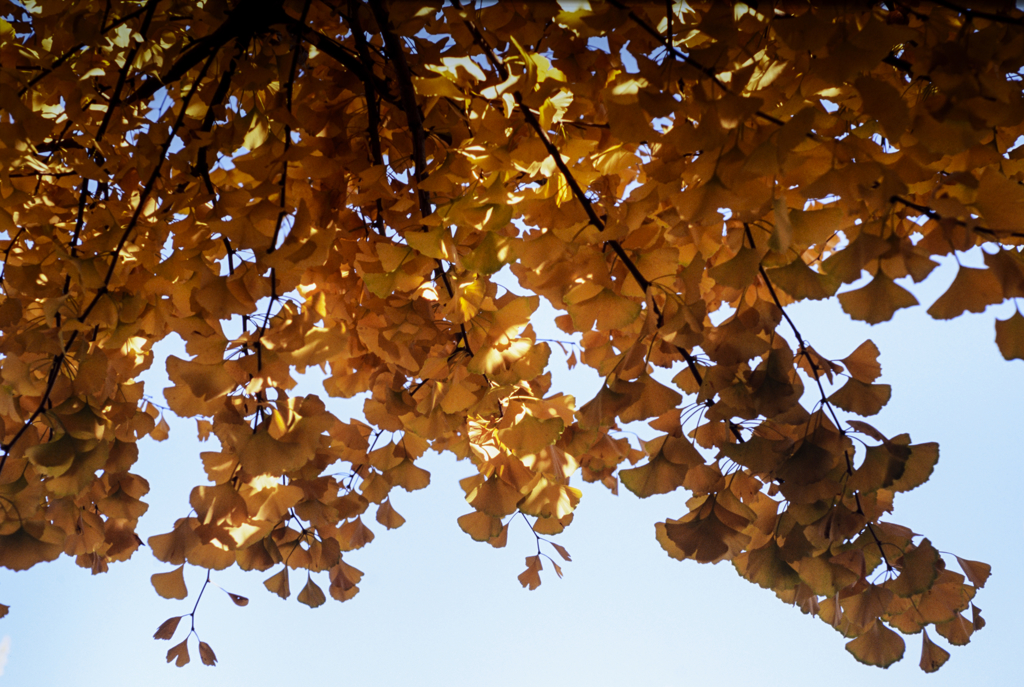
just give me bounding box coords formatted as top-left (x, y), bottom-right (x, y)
top-left (0, 0), bottom-right (1017, 671)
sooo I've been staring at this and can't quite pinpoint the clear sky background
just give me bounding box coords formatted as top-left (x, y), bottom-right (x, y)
top-left (0, 247), bottom-right (1020, 686)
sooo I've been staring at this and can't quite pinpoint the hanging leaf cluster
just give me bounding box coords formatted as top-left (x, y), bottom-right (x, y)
top-left (0, 0), bottom-right (1018, 670)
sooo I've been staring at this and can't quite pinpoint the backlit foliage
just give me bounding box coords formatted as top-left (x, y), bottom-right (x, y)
top-left (1, 0), bottom-right (1018, 670)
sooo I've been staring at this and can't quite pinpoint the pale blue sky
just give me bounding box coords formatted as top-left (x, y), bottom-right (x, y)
top-left (1, 250), bottom-right (1021, 686)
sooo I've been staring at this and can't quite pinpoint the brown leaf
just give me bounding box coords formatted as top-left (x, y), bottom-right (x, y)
top-left (518, 555), bottom-right (543, 590)
top-left (263, 568), bottom-right (290, 599)
top-left (166, 639), bottom-right (190, 667)
top-left (955, 556), bottom-right (992, 588)
top-left (838, 272), bottom-right (918, 324)
top-left (995, 311), bottom-right (1024, 360)
top-left (153, 616), bottom-right (182, 641)
top-left (840, 340), bottom-right (882, 383)
top-left (551, 542), bottom-right (572, 562)
top-left (198, 641), bottom-right (218, 667)
top-left (827, 378), bottom-right (891, 417)
top-left (927, 266), bottom-right (1003, 320)
top-left (919, 630), bottom-right (950, 673)
top-left (151, 565), bottom-right (188, 600)
top-left (375, 498), bottom-right (407, 530)
top-left (297, 577), bottom-right (327, 608)
top-left (225, 591), bottom-right (249, 606)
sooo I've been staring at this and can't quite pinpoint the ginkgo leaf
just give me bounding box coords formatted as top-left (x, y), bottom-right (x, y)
top-left (551, 543), bottom-right (572, 562)
top-left (919, 630), bottom-right (950, 673)
top-left (935, 612), bottom-right (974, 646)
top-left (166, 639), bottom-right (190, 667)
top-left (972, 604), bottom-right (986, 631)
top-left (264, 568), bottom-right (290, 599)
top-left (827, 378), bottom-right (891, 417)
top-left (840, 340), bottom-right (882, 383)
top-left (375, 499), bottom-right (407, 530)
top-left (955, 556), bottom-right (992, 588)
top-left (845, 620), bottom-right (905, 668)
top-left (764, 258), bottom-right (838, 301)
top-left (457, 511), bottom-right (503, 542)
top-left (297, 577), bottom-right (327, 608)
top-left (838, 272), bottom-right (919, 324)
top-left (154, 616), bottom-right (182, 641)
top-left (518, 555), bottom-right (543, 590)
top-left (151, 565), bottom-right (188, 600)
top-left (995, 311), bottom-right (1024, 360)
top-left (0, 1), bottom-right (1015, 672)
top-left (854, 76), bottom-right (909, 142)
top-left (733, 541), bottom-right (800, 591)
top-left (890, 441), bottom-right (940, 493)
top-left (198, 641), bottom-right (218, 667)
top-left (889, 539), bottom-right (940, 598)
top-left (620, 455), bottom-right (690, 498)
top-left (927, 266), bottom-right (1003, 320)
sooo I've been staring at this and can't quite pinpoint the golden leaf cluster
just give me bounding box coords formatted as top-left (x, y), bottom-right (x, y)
top-left (0, 0), bottom-right (1019, 670)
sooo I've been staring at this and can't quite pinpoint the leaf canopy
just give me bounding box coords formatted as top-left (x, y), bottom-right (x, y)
top-left (0, 0), bottom-right (1019, 672)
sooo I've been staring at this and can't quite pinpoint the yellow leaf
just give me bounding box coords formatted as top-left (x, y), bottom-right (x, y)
top-left (764, 258), bottom-right (838, 301)
top-left (845, 620), bottom-right (905, 668)
top-left (151, 565), bottom-right (188, 600)
top-left (150, 416), bottom-right (170, 441)
top-left (839, 272), bottom-right (918, 324)
top-left (927, 266), bottom-right (1003, 320)
top-left (464, 474), bottom-right (522, 517)
top-left (888, 539), bottom-right (940, 598)
top-left (457, 511), bottom-right (503, 542)
top-left (565, 288), bottom-right (641, 331)
top-left (620, 455), bottom-right (690, 498)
